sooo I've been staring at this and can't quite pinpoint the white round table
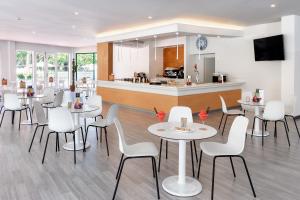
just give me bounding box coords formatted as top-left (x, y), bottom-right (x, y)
top-left (148, 122), bottom-right (217, 197)
top-left (238, 100), bottom-right (269, 137)
top-left (18, 94), bottom-right (45, 125)
top-left (63, 104), bottom-right (99, 151)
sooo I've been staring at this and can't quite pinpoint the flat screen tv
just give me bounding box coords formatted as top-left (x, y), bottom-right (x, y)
top-left (253, 34), bottom-right (285, 61)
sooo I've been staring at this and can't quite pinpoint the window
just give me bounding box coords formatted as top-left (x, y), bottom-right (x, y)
top-left (16, 50), bottom-right (34, 87)
top-left (47, 53), bottom-right (69, 88)
top-left (75, 53), bottom-right (97, 81)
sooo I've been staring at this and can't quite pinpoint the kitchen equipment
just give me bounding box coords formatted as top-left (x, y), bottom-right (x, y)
top-left (164, 67), bottom-right (184, 79)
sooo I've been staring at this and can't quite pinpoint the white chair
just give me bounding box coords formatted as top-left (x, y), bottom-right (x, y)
top-left (84, 104), bottom-right (118, 156)
top-left (42, 107), bottom-right (85, 164)
top-left (197, 116), bottom-right (256, 200)
top-left (158, 106), bottom-right (198, 177)
top-left (43, 90), bottom-right (64, 117)
top-left (39, 87), bottom-right (55, 105)
top-left (218, 96), bottom-right (244, 135)
top-left (284, 95), bottom-right (300, 138)
top-left (81, 95), bottom-right (103, 132)
top-left (28, 101), bottom-right (48, 152)
top-left (113, 118), bottom-right (160, 200)
top-left (0, 93), bottom-right (31, 130)
top-left (252, 101), bottom-right (290, 146)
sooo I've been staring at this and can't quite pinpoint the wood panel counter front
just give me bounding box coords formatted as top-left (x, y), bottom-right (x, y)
top-left (97, 81), bottom-right (243, 113)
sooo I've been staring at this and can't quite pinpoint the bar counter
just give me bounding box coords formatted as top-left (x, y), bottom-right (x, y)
top-left (96, 80), bottom-right (244, 112)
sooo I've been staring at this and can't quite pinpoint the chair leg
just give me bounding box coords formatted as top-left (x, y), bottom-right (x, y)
top-left (158, 139), bottom-right (163, 172)
top-left (28, 125), bottom-right (39, 152)
top-left (251, 117), bottom-right (256, 137)
top-left (81, 127), bottom-right (85, 152)
top-left (262, 120), bottom-right (264, 146)
top-left (229, 156), bottom-right (236, 178)
top-left (274, 121), bottom-right (277, 138)
top-left (85, 126), bottom-right (90, 147)
top-left (64, 133), bottom-right (68, 143)
top-left (151, 157), bottom-right (156, 178)
top-left (238, 156), bottom-right (256, 198)
top-left (218, 113), bottom-right (224, 129)
top-left (42, 131), bottom-right (54, 164)
top-left (211, 156), bottom-right (217, 200)
top-left (57, 132), bottom-right (60, 151)
top-left (100, 127), bottom-right (103, 143)
top-left (73, 132), bottom-right (76, 164)
top-left (152, 157), bottom-right (160, 199)
top-left (0, 110), bottom-right (6, 127)
top-left (25, 109), bottom-right (28, 120)
top-left (55, 132), bottom-right (58, 152)
top-left (95, 117), bottom-right (99, 141)
top-left (18, 110), bottom-right (22, 130)
top-left (265, 121), bottom-right (268, 131)
top-left (39, 126), bottom-right (45, 143)
top-left (165, 140), bottom-right (168, 159)
top-left (292, 116), bottom-right (300, 138)
top-left (112, 158), bottom-right (127, 200)
top-left (104, 127), bottom-right (109, 156)
top-left (116, 154), bottom-right (124, 179)
top-left (282, 120), bottom-right (291, 146)
top-left (193, 140), bottom-right (198, 162)
top-left (12, 111), bottom-right (15, 124)
top-left (197, 150), bottom-right (203, 179)
top-left (221, 115), bottom-right (228, 135)
top-left (284, 116), bottom-right (289, 132)
top-left (190, 141), bottom-right (195, 177)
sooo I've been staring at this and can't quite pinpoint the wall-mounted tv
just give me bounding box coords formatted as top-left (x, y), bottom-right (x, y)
top-left (253, 34), bottom-right (285, 61)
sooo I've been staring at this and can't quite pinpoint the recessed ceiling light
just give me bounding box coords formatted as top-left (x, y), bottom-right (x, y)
top-left (32, 31), bottom-right (36, 34)
top-left (74, 11), bottom-right (79, 15)
top-left (71, 25), bottom-right (76, 29)
top-left (147, 16), bottom-right (153, 20)
top-left (16, 17), bottom-right (22, 21)
top-left (270, 4), bottom-right (276, 8)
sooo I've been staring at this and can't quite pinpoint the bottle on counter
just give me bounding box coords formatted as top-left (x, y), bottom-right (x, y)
top-left (186, 75), bottom-right (192, 86)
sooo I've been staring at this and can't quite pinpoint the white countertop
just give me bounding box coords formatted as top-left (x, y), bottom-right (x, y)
top-left (97, 80), bottom-right (244, 96)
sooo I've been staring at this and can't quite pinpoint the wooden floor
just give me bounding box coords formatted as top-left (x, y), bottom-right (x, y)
top-left (0, 103), bottom-right (300, 200)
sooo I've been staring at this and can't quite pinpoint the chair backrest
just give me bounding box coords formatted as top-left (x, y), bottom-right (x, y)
top-left (44, 87), bottom-right (55, 99)
top-left (284, 95), bottom-right (296, 116)
top-left (227, 116), bottom-right (249, 155)
top-left (220, 96), bottom-right (228, 113)
top-left (168, 106), bottom-right (193, 123)
top-left (48, 107), bottom-right (74, 132)
top-left (87, 95), bottom-right (102, 113)
top-left (53, 90), bottom-right (64, 107)
top-left (4, 93), bottom-right (21, 110)
top-left (106, 104), bottom-right (119, 125)
top-left (33, 101), bottom-right (47, 125)
top-left (114, 118), bottom-right (128, 154)
top-left (263, 101), bottom-right (285, 120)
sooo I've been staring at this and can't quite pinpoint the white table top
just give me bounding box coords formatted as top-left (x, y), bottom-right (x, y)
top-left (148, 122), bottom-right (217, 141)
top-left (67, 104), bottom-right (99, 113)
top-left (237, 99), bottom-right (265, 107)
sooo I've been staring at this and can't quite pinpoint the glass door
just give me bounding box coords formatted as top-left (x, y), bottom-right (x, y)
top-left (56, 53), bottom-right (69, 89)
top-left (16, 50), bottom-right (34, 88)
top-left (75, 53), bottom-right (97, 81)
top-left (36, 52), bottom-right (45, 91)
top-left (47, 54), bottom-right (57, 88)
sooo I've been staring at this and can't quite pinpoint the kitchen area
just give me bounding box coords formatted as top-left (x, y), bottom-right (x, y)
top-left (96, 23), bottom-right (244, 112)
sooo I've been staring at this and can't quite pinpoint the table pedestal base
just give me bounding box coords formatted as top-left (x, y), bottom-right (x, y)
top-left (247, 129), bottom-right (270, 137)
top-left (162, 176), bottom-right (202, 197)
top-left (63, 141), bottom-right (91, 151)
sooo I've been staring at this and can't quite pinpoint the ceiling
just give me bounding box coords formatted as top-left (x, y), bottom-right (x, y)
top-left (0, 0), bottom-right (299, 47)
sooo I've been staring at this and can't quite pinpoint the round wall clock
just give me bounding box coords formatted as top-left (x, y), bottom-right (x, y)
top-left (196, 36), bottom-right (208, 50)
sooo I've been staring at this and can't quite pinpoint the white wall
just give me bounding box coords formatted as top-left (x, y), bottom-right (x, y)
top-left (188, 22), bottom-right (282, 101)
top-left (74, 45), bottom-right (96, 53)
top-left (113, 43), bottom-right (150, 79)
